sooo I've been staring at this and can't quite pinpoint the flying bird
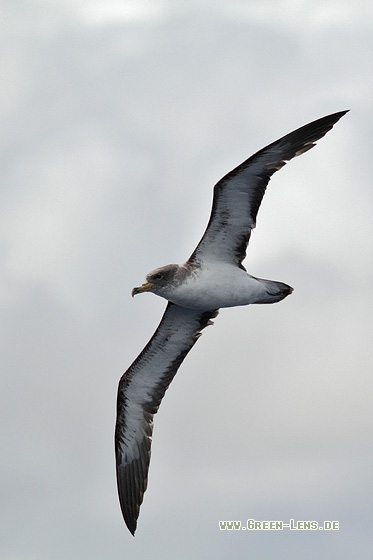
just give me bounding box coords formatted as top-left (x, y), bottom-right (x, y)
top-left (115, 110), bottom-right (347, 534)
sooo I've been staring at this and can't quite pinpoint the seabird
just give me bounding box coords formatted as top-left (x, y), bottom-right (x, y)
top-left (115, 110), bottom-right (347, 534)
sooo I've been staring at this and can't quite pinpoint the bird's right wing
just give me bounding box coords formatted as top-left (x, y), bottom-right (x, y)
top-left (115, 302), bottom-right (219, 535)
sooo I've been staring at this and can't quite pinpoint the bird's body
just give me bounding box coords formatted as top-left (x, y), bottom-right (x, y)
top-left (140, 262), bottom-right (293, 309)
top-left (115, 110), bottom-right (347, 535)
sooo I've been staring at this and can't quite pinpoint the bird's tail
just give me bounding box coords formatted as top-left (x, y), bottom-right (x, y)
top-left (254, 279), bottom-right (293, 304)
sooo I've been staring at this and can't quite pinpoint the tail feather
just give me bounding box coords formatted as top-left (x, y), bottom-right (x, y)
top-left (255, 279), bottom-right (293, 304)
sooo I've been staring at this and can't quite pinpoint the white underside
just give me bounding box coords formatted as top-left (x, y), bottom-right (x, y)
top-left (165, 263), bottom-right (271, 310)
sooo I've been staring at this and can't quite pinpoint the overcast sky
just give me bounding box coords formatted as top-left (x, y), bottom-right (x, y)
top-left (1, 1), bottom-right (373, 558)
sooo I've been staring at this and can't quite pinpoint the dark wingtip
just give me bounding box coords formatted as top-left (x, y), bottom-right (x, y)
top-left (329, 109), bottom-right (349, 121)
top-left (327, 109), bottom-right (349, 117)
top-left (116, 464), bottom-right (141, 536)
top-left (126, 522), bottom-right (136, 537)
top-left (322, 109), bottom-right (349, 128)
top-left (121, 502), bottom-right (138, 536)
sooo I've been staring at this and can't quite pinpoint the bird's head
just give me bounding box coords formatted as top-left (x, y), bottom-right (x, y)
top-left (132, 264), bottom-right (180, 298)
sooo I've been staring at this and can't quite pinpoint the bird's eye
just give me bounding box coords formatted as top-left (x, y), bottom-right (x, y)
top-left (154, 272), bottom-right (163, 280)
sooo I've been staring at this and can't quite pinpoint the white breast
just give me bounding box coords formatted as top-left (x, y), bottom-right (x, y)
top-left (167, 264), bottom-right (267, 310)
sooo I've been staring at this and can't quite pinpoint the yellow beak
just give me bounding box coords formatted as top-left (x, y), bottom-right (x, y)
top-left (131, 281), bottom-right (153, 297)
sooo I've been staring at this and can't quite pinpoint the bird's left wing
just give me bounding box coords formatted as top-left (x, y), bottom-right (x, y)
top-left (115, 302), bottom-right (218, 535)
top-left (188, 110), bottom-right (348, 270)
